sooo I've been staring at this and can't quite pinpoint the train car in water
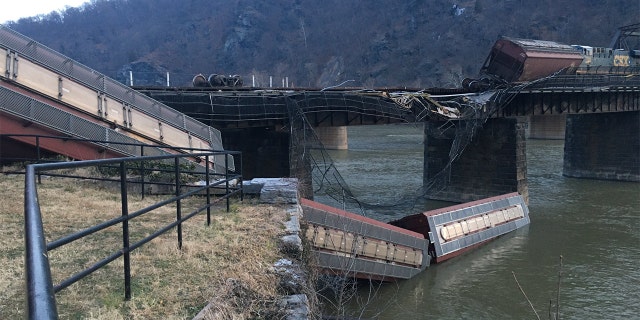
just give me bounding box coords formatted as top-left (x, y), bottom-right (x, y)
top-left (300, 193), bottom-right (530, 281)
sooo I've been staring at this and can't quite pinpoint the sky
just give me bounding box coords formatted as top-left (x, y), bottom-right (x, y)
top-left (1, 0), bottom-right (89, 24)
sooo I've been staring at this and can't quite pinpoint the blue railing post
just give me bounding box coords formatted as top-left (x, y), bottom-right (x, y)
top-left (175, 157), bottom-right (182, 249)
top-left (120, 162), bottom-right (131, 300)
top-left (205, 155), bottom-right (211, 226)
top-left (24, 165), bottom-right (58, 320)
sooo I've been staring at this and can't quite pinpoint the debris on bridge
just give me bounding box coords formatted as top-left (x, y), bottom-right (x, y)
top-left (388, 91), bottom-right (462, 119)
top-left (301, 192), bottom-right (529, 281)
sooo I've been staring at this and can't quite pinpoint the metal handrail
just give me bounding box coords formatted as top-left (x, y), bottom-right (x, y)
top-left (23, 150), bottom-right (242, 320)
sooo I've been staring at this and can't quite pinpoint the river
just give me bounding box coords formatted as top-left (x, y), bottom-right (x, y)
top-left (316, 123), bottom-right (639, 319)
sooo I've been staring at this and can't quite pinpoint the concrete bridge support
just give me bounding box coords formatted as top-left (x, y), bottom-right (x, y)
top-left (527, 114), bottom-right (566, 139)
top-left (314, 126), bottom-right (348, 150)
top-left (220, 125), bottom-right (314, 199)
top-left (563, 111), bottom-right (640, 181)
top-left (220, 126), bottom-right (290, 180)
top-left (424, 117), bottom-right (528, 204)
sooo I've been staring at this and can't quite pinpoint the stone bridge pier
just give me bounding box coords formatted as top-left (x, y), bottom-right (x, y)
top-left (423, 110), bottom-right (639, 204)
top-left (219, 111), bottom-right (638, 205)
top-left (564, 111), bottom-right (639, 181)
top-left (423, 117), bottom-right (529, 204)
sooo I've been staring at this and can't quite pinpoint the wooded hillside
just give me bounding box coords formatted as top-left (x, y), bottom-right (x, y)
top-left (5, 0), bottom-right (638, 87)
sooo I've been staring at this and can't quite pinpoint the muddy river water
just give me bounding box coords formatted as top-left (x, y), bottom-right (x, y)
top-left (316, 124), bottom-right (639, 319)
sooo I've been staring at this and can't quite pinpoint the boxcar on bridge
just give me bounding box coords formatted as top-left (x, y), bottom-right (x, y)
top-left (480, 36), bottom-right (584, 83)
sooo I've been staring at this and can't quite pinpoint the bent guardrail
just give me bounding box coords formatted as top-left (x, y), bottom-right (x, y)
top-left (23, 151), bottom-right (242, 320)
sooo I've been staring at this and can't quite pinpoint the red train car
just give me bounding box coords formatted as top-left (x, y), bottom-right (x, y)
top-left (480, 37), bottom-right (585, 83)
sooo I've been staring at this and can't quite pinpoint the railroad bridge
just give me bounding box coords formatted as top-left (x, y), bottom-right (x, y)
top-left (1, 24), bottom-right (639, 204)
top-left (136, 75), bottom-right (640, 203)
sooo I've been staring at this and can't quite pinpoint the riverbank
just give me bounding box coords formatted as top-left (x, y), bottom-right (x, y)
top-left (0, 170), bottom-right (317, 319)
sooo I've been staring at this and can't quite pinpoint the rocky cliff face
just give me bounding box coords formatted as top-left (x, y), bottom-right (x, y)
top-left (6, 0), bottom-right (638, 88)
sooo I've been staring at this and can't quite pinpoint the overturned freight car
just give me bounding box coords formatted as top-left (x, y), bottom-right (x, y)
top-left (301, 193), bottom-right (530, 281)
top-left (389, 193), bottom-right (530, 263)
top-left (480, 36), bottom-right (585, 83)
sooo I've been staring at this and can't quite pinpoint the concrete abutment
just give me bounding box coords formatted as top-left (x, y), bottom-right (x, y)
top-left (220, 125), bottom-right (315, 199)
top-left (221, 126), bottom-right (290, 180)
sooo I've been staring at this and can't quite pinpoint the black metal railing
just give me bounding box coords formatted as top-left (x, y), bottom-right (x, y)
top-left (0, 133), bottom-right (237, 194)
top-left (0, 133), bottom-right (234, 173)
top-left (20, 142), bottom-right (242, 319)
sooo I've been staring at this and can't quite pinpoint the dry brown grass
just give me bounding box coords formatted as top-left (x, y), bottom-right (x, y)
top-left (0, 168), bottom-right (289, 319)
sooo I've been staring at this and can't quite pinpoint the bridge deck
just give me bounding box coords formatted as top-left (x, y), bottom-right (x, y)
top-left (137, 72), bottom-right (640, 128)
top-left (136, 88), bottom-right (420, 128)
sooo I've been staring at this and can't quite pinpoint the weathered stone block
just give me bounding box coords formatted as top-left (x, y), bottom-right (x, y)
top-left (279, 294), bottom-right (309, 320)
top-left (284, 214), bottom-right (301, 234)
top-left (260, 178), bottom-right (299, 204)
top-left (273, 259), bottom-right (307, 294)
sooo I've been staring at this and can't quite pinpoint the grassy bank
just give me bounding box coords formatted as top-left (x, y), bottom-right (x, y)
top-left (0, 169), bottom-right (290, 319)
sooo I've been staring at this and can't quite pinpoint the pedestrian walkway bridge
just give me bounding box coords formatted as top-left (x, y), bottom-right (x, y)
top-left (0, 25), bottom-right (229, 172)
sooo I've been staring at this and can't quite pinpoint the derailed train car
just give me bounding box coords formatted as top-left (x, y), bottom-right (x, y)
top-left (301, 193), bottom-right (530, 281)
top-left (478, 37), bottom-right (585, 83)
top-left (467, 24), bottom-right (640, 88)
